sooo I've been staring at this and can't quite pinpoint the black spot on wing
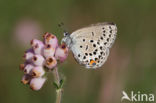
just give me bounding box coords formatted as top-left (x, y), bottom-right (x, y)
top-left (92, 32), bottom-right (94, 36)
top-left (109, 34), bottom-right (111, 37)
top-left (93, 44), bottom-right (96, 47)
top-left (109, 26), bottom-right (112, 29)
top-left (110, 30), bottom-right (112, 33)
top-left (104, 42), bottom-right (107, 45)
top-left (78, 54), bottom-right (80, 57)
top-left (90, 40), bottom-right (94, 42)
top-left (107, 38), bottom-right (109, 42)
top-left (100, 46), bottom-right (102, 50)
top-left (85, 45), bottom-right (88, 50)
top-left (83, 56), bottom-right (86, 59)
top-left (100, 37), bottom-right (103, 40)
top-left (93, 51), bottom-right (96, 55)
top-left (89, 53), bottom-right (92, 56)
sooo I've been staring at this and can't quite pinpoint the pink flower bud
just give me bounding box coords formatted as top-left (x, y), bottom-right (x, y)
top-left (31, 66), bottom-right (45, 77)
top-left (24, 64), bottom-right (34, 74)
top-left (30, 77), bottom-right (46, 91)
top-left (43, 44), bottom-right (55, 58)
top-left (45, 56), bottom-right (57, 69)
top-left (23, 51), bottom-right (34, 62)
top-left (30, 39), bottom-right (43, 47)
top-left (21, 74), bottom-right (32, 84)
top-left (33, 41), bottom-right (44, 55)
top-left (43, 32), bottom-right (58, 49)
top-left (32, 55), bottom-right (45, 66)
top-left (26, 48), bottom-right (34, 53)
top-left (19, 63), bottom-right (25, 71)
top-left (55, 43), bottom-right (68, 62)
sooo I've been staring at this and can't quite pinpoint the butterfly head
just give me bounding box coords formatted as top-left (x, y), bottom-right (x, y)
top-left (61, 32), bottom-right (72, 48)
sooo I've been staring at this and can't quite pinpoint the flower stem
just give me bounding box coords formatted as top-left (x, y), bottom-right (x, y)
top-left (53, 67), bottom-right (63, 103)
top-left (56, 89), bottom-right (62, 103)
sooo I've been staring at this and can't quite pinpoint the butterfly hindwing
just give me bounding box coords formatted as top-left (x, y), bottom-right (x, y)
top-left (70, 38), bottom-right (110, 68)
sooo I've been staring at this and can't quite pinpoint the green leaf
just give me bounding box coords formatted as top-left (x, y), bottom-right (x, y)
top-left (53, 82), bottom-right (59, 89)
top-left (59, 79), bottom-right (64, 88)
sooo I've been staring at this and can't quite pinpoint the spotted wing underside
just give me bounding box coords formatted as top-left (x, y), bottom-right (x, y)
top-left (69, 22), bottom-right (117, 69)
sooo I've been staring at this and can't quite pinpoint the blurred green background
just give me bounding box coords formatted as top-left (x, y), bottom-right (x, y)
top-left (0, 0), bottom-right (156, 103)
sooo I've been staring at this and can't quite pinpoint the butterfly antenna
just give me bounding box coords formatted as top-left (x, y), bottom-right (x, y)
top-left (58, 22), bottom-right (69, 36)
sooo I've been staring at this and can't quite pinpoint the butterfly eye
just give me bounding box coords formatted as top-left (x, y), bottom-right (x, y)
top-left (64, 32), bottom-right (69, 36)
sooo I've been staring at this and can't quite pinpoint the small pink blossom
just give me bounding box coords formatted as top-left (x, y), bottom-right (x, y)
top-left (23, 51), bottom-right (34, 62)
top-left (32, 55), bottom-right (45, 66)
top-left (33, 43), bottom-right (44, 55)
top-left (21, 74), bottom-right (32, 85)
top-left (55, 43), bottom-right (68, 62)
top-left (19, 63), bottom-right (25, 71)
top-left (31, 39), bottom-right (43, 47)
top-left (31, 39), bottom-right (44, 55)
top-left (30, 77), bottom-right (46, 91)
top-left (43, 44), bottom-right (55, 58)
top-left (43, 32), bottom-right (58, 49)
top-left (24, 64), bottom-right (34, 74)
top-left (45, 56), bottom-right (57, 69)
top-left (31, 66), bottom-right (45, 77)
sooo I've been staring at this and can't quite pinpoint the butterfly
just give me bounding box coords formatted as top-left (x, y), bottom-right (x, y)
top-left (61, 22), bottom-right (117, 69)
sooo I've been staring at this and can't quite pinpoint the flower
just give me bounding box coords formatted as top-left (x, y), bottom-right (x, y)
top-left (45, 56), bottom-right (57, 69)
top-left (43, 44), bottom-right (55, 58)
top-left (43, 32), bottom-right (58, 49)
top-left (55, 43), bottom-right (68, 62)
top-left (32, 54), bottom-right (45, 66)
top-left (23, 51), bottom-right (34, 62)
top-left (31, 39), bottom-right (43, 47)
top-left (19, 63), bottom-right (25, 71)
top-left (31, 66), bottom-right (45, 77)
top-left (20, 32), bottom-right (69, 90)
top-left (30, 77), bottom-right (46, 91)
top-left (21, 74), bottom-right (32, 84)
top-left (24, 64), bottom-right (34, 74)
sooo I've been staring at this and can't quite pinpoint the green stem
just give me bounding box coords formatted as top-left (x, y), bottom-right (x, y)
top-left (52, 67), bottom-right (63, 103)
top-left (56, 89), bottom-right (62, 103)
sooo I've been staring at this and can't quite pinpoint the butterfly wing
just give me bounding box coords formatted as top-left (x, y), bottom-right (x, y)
top-left (69, 22), bottom-right (117, 69)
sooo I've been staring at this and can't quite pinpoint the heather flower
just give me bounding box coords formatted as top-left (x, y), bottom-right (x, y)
top-left (24, 64), bottom-right (34, 74)
top-left (31, 66), bottom-right (45, 77)
top-left (20, 32), bottom-right (69, 91)
top-left (43, 32), bottom-right (58, 49)
top-left (31, 39), bottom-right (43, 47)
top-left (55, 43), bottom-right (68, 62)
top-left (32, 55), bottom-right (45, 66)
top-left (21, 74), bottom-right (32, 84)
top-left (43, 44), bottom-right (55, 58)
top-left (23, 51), bottom-right (34, 62)
top-left (19, 63), bottom-right (25, 71)
top-left (33, 43), bottom-right (44, 55)
top-left (45, 56), bottom-right (57, 69)
top-left (30, 77), bottom-right (46, 91)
